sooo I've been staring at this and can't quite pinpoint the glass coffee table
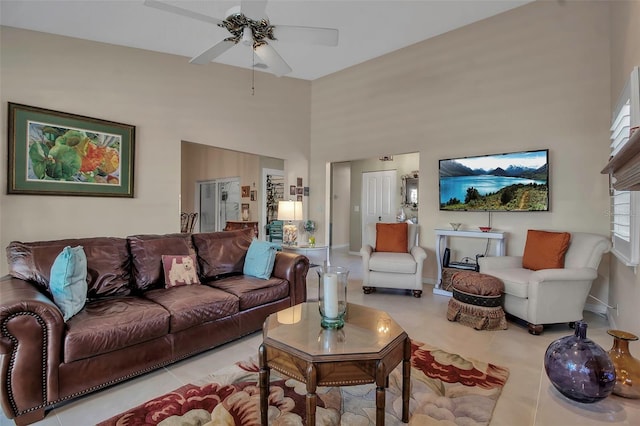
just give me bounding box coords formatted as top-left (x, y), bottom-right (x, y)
top-left (259, 302), bottom-right (410, 425)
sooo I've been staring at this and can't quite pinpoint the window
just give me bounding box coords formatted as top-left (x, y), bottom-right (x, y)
top-left (608, 67), bottom-right (639, 267)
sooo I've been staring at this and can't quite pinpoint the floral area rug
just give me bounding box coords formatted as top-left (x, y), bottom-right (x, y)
top-left (97, 340), bottom-right (508, 426)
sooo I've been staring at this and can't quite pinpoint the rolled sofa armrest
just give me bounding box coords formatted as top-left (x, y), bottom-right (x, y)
top-left (410, 245), bottom-right (427, 262)
top-left (530, 267), bottom-right (597, 284)
top-left (478, 255), bottom-right (523, 271)
top-left (272, 252), bottom-right (310, 305)
top-left (527, 268), bottom-right (598, 325)
top-left (360, 245), bottom-right (373, 261)
top-left (0, 275), bottom-right (64, 422)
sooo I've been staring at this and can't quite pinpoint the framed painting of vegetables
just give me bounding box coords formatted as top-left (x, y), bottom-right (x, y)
top-left (7, 103), bottom-right (135, 197)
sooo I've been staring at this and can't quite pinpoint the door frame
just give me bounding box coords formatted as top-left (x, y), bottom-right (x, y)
top-left (194, 176), bottom-right (241, 233)
top-left (261, 168), bottom-right (285, 241)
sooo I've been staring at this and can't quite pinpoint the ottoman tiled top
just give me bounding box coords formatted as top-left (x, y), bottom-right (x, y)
top-left (452, 271), bottom-right (504, 295)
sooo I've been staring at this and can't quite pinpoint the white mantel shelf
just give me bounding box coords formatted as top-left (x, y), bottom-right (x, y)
top-left (433, 229), bottom-right (507, 297)
top-left (434, 228), bottom-right (506, 240)
top-left (601, 127), bottom-right (640, 191)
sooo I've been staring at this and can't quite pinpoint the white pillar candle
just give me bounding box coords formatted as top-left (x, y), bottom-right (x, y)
top-left (323, 273), bottom-right (339, 318)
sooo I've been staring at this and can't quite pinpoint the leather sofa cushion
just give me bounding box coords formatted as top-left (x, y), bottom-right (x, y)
top-left (7, 237), bottom-right (131, 299)
top-left (369, 252), bottom-right (417, 274)
top-left (208, 275), bottom-right (289, 311)
top-left (128, 233), bottom-right (194, 292)
top-left (193, 229), bottom-right (254, 281)
top-left (64, 296), bottom-right (170, 363)
top-left (143, 285), bottom-right (239, 333)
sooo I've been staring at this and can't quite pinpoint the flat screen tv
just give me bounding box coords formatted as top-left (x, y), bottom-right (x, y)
top-left (439, 149), bottom-right (549, 211)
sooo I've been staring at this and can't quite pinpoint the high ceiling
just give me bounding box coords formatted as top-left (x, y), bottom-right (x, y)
top-left (0, 0), bottom-right (533, 80)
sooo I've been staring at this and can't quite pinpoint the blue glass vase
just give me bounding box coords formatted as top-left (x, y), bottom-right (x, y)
top-left (544, 321), bottom-right (616, 403)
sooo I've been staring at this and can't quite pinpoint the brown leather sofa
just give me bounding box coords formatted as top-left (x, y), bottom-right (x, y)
top-left (0, 228), bottom-right (309, 425)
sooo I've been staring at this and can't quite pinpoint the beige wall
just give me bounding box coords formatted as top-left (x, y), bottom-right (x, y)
top-left (331, 162), bottom-right (351, 248)
top-left (0, 27), bottom-right (310, 275)
top-left (310, 1), bottom-right (611, 298)
top-left (609, 0), bottom-right (640, 337)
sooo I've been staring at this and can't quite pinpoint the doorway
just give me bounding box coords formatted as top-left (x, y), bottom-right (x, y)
top-left (196, 177), bottom-right (241, 232)
top-left (328, 152), bottom-right (418, 253)
top-left (262, 168), bottom-right (285, 238)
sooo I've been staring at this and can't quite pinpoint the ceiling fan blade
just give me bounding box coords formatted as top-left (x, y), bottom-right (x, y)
top-left (144, 0), bottom-right (223, 26)
top-left (189, 40), bottom-right (236, 64)
top-left (241, 0), bottom-right (268, 20)
top-left (254, 43), bottom-right (292, 77)
top-left (272, 25), bottom-right (339, 46)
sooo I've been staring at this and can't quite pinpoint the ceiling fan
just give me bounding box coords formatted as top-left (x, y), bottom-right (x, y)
top-left (144, 0), bottom-right (339, 77)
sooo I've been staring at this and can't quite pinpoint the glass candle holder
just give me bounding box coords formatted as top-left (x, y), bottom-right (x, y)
top-left (317, 328), bottom-right (346, 353)
top-left (317, 266), bottom-right (348, 329)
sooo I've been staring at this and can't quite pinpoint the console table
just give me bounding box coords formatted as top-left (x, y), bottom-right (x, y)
top-left (224, 220), bottom-right (259, 238)
top-left (281, 244), bottom-right (329, 267)
top-left (434, 229), bottom-right (506, 296)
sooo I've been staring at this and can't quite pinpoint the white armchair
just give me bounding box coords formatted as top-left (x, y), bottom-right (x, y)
top-left (360, 222), bottom-right (427, 297)
top-left (478, 232), bottom-right (611, 335)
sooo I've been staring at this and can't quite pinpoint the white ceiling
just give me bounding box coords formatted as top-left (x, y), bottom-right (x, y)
top-left (0, 0), bottom-right (533, 80)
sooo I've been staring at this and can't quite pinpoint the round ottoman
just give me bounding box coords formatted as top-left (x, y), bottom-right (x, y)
top-left (446, 271), bottom-right (507, 330)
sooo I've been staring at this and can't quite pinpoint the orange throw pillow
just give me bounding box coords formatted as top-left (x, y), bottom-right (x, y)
top-left (375, 223), bottom-right (408, 253)
top-left (522, 230), bottom-right (571, 271)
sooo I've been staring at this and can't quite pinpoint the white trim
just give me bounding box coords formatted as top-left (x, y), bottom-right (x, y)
top-left (608, 67), bottom-right (640, 267)
top-left (584, 303), bottom-right (607, 316)
top-left (331, 243), bottom-right (349, 249)
top-left (262, 168), bottom-right (284, 241)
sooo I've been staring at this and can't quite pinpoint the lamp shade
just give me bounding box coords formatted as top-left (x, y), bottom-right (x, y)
top-left (277, 200), bottom-right (303, 221)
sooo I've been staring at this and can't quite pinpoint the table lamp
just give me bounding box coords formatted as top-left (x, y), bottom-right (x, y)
top-left (278, 200), bottom-right (303, 245)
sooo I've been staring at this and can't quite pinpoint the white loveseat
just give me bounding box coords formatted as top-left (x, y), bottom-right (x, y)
top-left (478, 232), bottom-right (611, 334)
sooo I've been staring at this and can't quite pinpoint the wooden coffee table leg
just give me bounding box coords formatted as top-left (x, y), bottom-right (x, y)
top-left (259, 344), bottom-right (270, 425)
top-left (306, 364), bottom-right (317, 425)
top-left (376, 361), bottom-right (386, 425)
top-left (402, 337), bottom-right (411, 423)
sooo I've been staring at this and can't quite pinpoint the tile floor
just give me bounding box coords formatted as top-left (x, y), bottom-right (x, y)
top-left (2, 248), bottom-right (639, 426)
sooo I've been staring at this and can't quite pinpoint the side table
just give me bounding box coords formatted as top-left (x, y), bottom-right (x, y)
top-left (281, 244), bottom-right (330, 267)
top-left (259, 303), bottom-right (410, 425)
top-left (434, 229), bottom-right (506, 296)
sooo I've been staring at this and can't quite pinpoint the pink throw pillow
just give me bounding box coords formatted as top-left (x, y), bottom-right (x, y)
top-left (161, 254), bottom-right (201, 288)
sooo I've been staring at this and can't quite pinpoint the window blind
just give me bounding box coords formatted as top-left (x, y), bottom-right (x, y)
top-left (604, 67), bottom-right (640, 267)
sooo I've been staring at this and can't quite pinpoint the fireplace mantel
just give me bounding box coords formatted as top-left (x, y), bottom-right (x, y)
top-left (601, 128), bottom-right (640, 191)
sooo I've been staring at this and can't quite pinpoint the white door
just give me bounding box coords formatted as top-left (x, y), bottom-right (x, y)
top-left (361, 170), bottom-right (397, 244)
top-left (198, 181), bottom-right (217, 233)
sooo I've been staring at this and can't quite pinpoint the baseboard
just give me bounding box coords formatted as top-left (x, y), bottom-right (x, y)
top-left (331, 243), bottom-right (349, 249)
top-left (607, 307), bottom-right (618, 329)
top-left (584, 303), bottom-right (607, 316)
top-left (349, 250), bottom-right (361, 256)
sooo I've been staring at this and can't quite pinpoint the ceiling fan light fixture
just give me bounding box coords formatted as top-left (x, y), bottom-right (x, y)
top-left (145, 0), bottom-right (339, 77)
top-left (241, 26), bottom-right (253, 46)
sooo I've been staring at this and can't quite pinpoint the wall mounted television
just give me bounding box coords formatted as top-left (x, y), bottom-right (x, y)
top-left (439, 149), bottom-right (549, 212)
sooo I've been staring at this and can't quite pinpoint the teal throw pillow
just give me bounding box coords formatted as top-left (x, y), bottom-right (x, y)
top-left (50, 246), bottom-right (88, 321)
top-left (243, 239), bottom-right (281, 280)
